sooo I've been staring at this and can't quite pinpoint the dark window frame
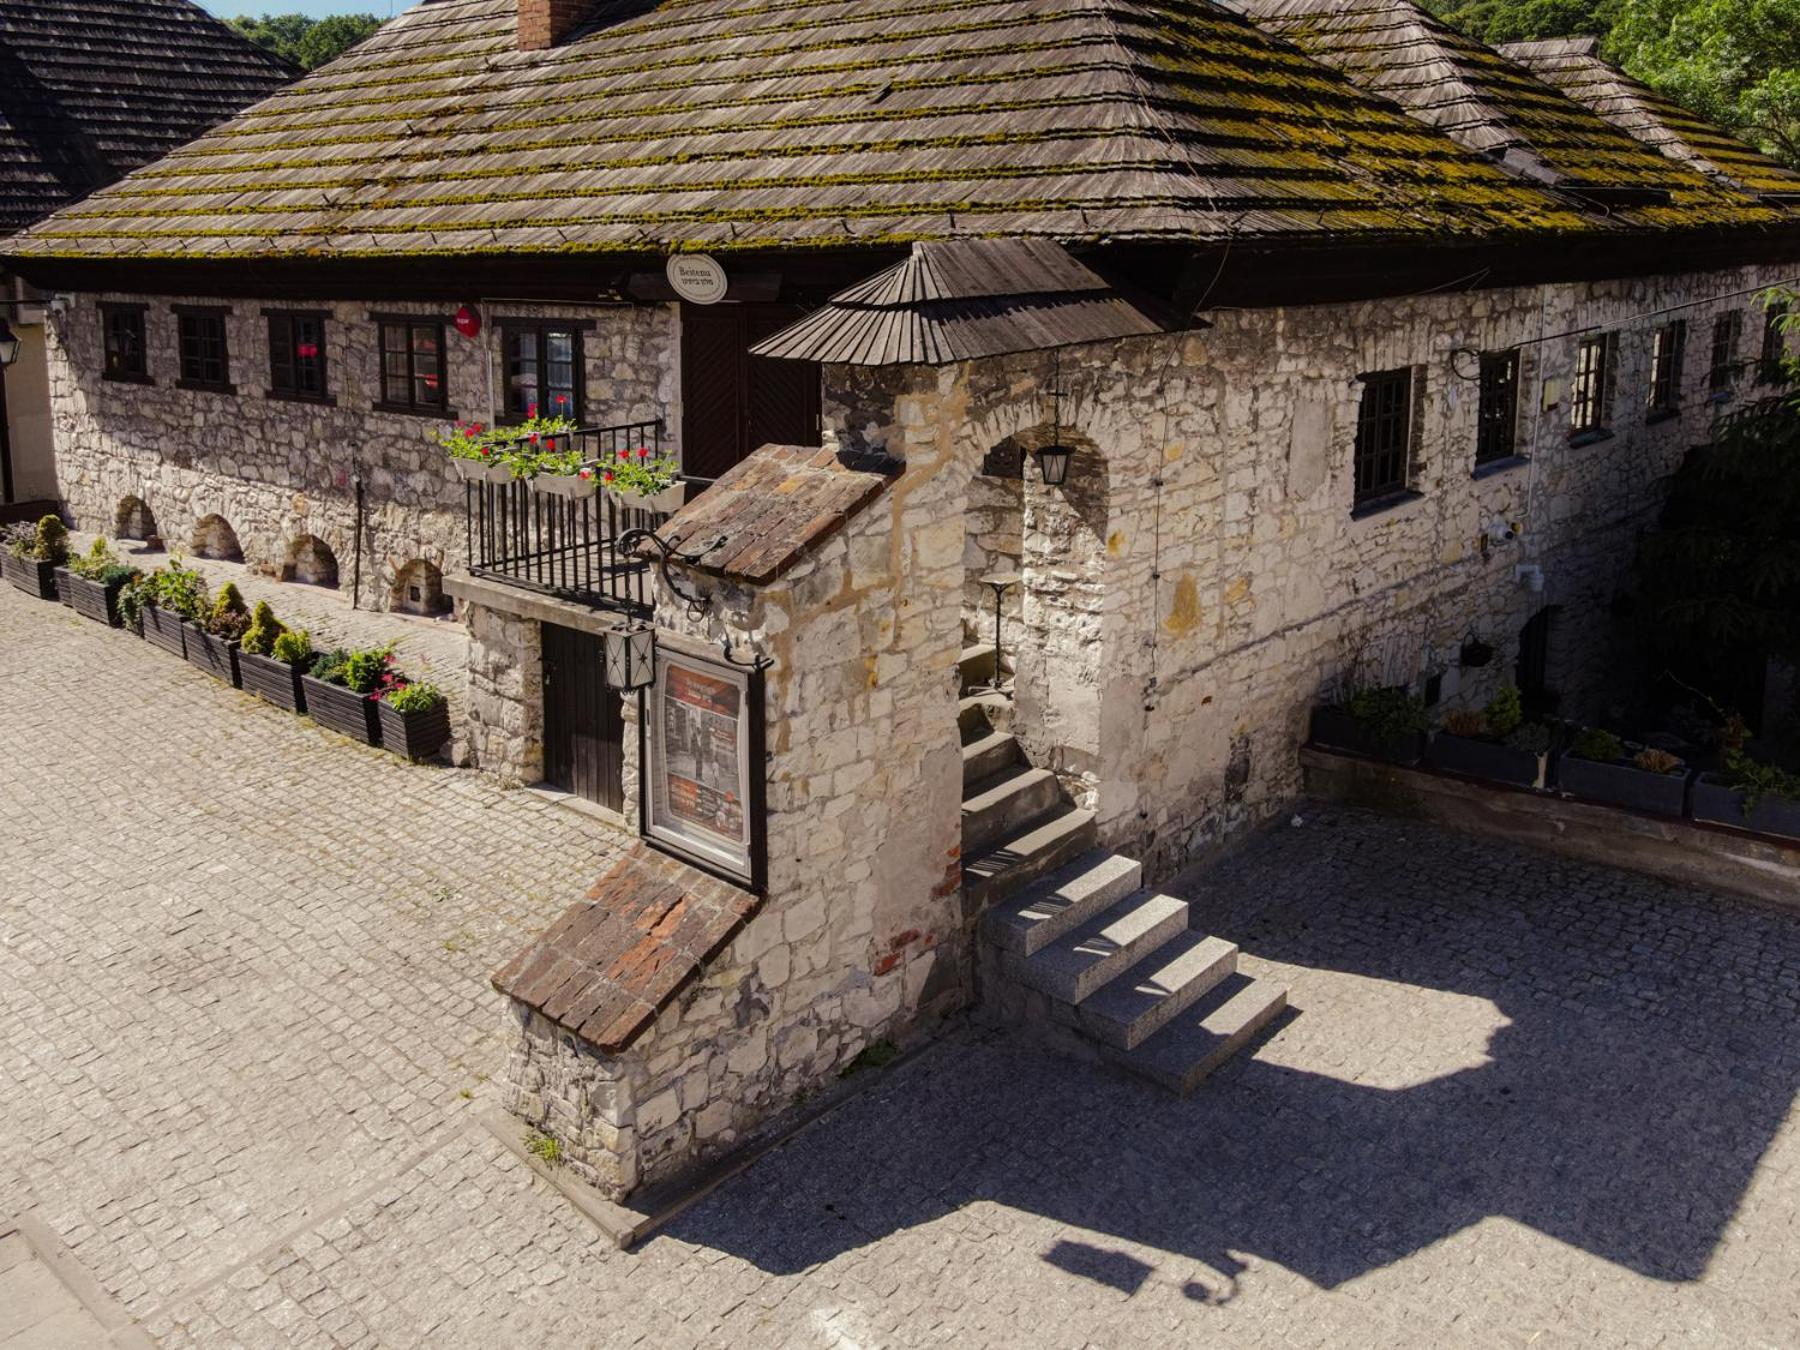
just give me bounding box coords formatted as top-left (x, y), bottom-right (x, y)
top-left (1474, 349), bottom-right (1520, 468)
top-left (371, 314), bottom-right (454, 417)
top-left (1759, 303), bottom-right (1789, 385)
top-left (1709, 310), bottom-right (1742, 397)
top-left (1353, 366), bottom-right (1416, 511)
top-left (1569, 333), bottom-right (1613, 442)
top-left (495, 316), bottom-right (593, 425)
top-left (173, 304), bottom-right (234, 394)
top-left (264, 308), bottom-right (334, 405)
top-left (1647, 319), bottom-right (1686, 419)
top-left (100, 302), bottom-right (151, 385)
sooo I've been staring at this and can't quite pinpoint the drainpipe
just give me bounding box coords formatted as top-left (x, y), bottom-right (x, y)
top-left (0, 364), bottom-right (13, 506)
top-left (351, 476), bottom-right (365, 610)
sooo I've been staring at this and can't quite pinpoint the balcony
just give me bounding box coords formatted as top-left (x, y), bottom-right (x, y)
top-left (463, 418), bottom-right (702, 616)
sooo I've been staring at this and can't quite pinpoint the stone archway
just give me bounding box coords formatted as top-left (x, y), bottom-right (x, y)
top-left (391, 559), bottom-right (450, 616)
top-left (190, 513), bottom-right (243, 561)
top-left (281, 534), bottom-right (340, 589)
top-left (115, 496), bottom-right (158, 541)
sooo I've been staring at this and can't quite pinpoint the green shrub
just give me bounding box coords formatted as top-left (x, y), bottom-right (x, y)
top-left (205, 582), bottom-right (250, 640)
top-left (385, 681), bottom-right (444, 713)
top-left (69, 537), bottom-right (120, 581)
top-left (308, 647), bottom-right (350, 685)
top-left (1505, 722), bottom-right (1552, 755)
top-left (1346, 686), bottom-right (1429, 746)
top-left (1571, 728), bottom-right (1624, 763)
top-left (1724, 749), bottom-right (1800, 813)
top-left (271, 628), bottom-right (314, 667)
top-left (1482, 685), bottom-right (1524, 740)
top-left (240, 600), bottom-right (286, 656)
top-left (341, 644), bottom-right (395, 695)
top-left (32, 515), bottom-right (68, 566)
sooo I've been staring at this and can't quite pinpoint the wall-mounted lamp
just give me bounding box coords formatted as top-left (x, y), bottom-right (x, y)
top-left (1033, 444), bottom-right (1073, 486)
top-left (602, 619), bottom-right (658, 692)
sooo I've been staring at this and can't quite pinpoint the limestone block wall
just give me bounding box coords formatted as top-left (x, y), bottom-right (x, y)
top-left (463, 601), bottom-right (546, 785)
top-left (43, 296), bottom-right (676, 611)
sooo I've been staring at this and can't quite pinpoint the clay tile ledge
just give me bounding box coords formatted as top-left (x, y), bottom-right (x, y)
top-left (639, 443), bottom-right (899, 586)
top-left (490, 843), bottom-right (759, 1053)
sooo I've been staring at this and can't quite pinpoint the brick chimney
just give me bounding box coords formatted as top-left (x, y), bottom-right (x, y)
top-left (518, 0), bottom-right (588, 50)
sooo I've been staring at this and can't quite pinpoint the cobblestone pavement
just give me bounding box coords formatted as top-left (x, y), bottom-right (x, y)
top-left (5, 581), bottom-right (1800, 1347)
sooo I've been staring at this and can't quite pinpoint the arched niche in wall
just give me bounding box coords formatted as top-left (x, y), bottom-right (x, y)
top-left (190, 513), bottom-right (243, 561)
top-left (391, 559), bottom-right (450, 616)
top-left (115, 496), bottom-right (158, 541)
top-left (281, 534), bottom-right (340, 589)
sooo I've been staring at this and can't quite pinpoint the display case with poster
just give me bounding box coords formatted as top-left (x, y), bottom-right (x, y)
top-left (641, 636), bottom-right (766, 891)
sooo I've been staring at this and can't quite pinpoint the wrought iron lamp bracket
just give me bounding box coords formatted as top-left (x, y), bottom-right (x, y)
top-left (618, 526), bottom-right (713, 613)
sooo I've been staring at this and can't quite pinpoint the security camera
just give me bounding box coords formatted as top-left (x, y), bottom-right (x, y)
top-left (1483, 517), bottom-right (1518, 548)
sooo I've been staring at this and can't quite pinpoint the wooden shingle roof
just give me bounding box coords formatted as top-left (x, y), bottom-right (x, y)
top-left (0, 0), bottom-right (294, 238)
top-left (1235, 0), bottom-right (1782, 229)
top-left (1500, 37), bottom-right (1800, 202)
top-left (5, 0), bottom-right (1629, 263)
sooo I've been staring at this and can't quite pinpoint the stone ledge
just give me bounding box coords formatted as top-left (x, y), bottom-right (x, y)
top-left (446, 572), bottom-right (635, 637)
top-left (1300, 746), bottom-right (1800, 910)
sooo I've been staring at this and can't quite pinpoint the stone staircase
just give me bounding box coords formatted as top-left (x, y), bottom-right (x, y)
top-left (956, 640), bottom-right (1288, 1094)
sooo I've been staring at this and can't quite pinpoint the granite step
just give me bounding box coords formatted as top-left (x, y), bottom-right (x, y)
top-left (1075, 930), bottom-right (1239, 1051)
top-left (984, 849), bottom-right (1145, 958)
top-left (958, 689), bottom-right (1012, 740)
top-left (962, 726), bottom-right (1023, 788)
top-left (962, 804), bottom-right (1098, 913)
top-left (1016, 890), bottom-right (1189, 1003)
top-left (962, 764), bottom-right (1063, 857)
top-left (959, 642), bottom-right (999, 691)
top-left (1111, 974), bottom-right (1289, 1094)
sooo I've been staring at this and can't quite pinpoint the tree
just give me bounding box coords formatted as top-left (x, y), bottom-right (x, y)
top-left (1426, 0), bottom-right (1618, 45)
top-left (226, 12), bottom-right (382, 70)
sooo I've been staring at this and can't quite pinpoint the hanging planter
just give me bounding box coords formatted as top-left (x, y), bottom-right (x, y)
top-left (537, 470), bottom-right (599, 501)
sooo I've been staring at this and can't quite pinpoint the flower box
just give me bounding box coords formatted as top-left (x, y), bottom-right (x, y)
top-left (1426, 732), bottom-right (1548, 789)
top-left (140, 605), bottom-right (188, 658)
top-left (614, 483), bottom-right (686, 515)
top-left (377, 698), bottom-right (451, 761)
top-left (301, 675), bottom-right (380, 745)
top-left (1691, 775), bottom-right (1800, 841)
top-left (536, 471), bottom-right (599, 500)
top-left (450, 457), bottom-right (512, 485)
top-left (1309, 704), bottom-right (1425, 765)
top-left (1555, 753), bottom-right (1691, 817)
top-left (184, 624), bottom-right (242, 687)
top-left (239, 649), bottom-right (307, 713)
top-left (56, 569), bottom-right (126, 627)
top-left (2, 552), bottom-right (59, 600)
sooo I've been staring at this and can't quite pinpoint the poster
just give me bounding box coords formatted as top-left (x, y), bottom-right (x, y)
top-left (645, 644), bottom-right (760, 886)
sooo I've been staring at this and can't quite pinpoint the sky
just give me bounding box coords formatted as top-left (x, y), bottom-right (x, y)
top-left (200, 0), bottom-right (400, 17)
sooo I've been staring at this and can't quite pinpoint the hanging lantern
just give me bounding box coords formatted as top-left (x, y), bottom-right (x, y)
top-left (0, 318), bottom-right (20, 368)
top-left (1033, 444), bottom-right (1074, 486)
top-left (453, 305), bottom-right (481, 339)
top-left (602, 620), bottom-right (657, 692)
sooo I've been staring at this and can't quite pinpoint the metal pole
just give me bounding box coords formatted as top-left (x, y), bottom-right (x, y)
top-left (0, 365), bottom-right (13, 506)
top-left (351, 476), bottom-right (365, 610)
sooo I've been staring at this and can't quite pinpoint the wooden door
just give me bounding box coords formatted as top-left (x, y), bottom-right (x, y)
top-left (681, 303), bottom-right (820, 482)
top-left (541, 622), bottom-right (623, 812)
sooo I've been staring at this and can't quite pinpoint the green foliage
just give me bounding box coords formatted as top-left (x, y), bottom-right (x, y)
top-left (1571, 727), bottom-right (1626, 762)
top-left (206, 582), bottom-right (251, 640)
top-left (1483, 684), bottom-right (1525, 740)
top-left (156, 561), bottom-right (210, 620)
top-left (840, 1039), bottom-right (901, 1078)
top-left (1506, 722), bottom-right (1553, 754)
top-left (271, 628), bottom-right (314, 667)
top-left (385, 681), bottom-right (445, 713)
top-left (69, 537), bottom-right (120, 581)
top-left (308, 647), bottom-right (350, 685)
top-left (439, 415), bottom-right (580, 476)
top-left (1346, 686), bottom-right (1430, 745)
top-left (1635, 388), bottom-right (1800, 666)
top-left (240, 600), bottom-right (286, 656)
top-left (523, 1129), bottom-right (562, 1166)
top-left (1723, 747), bottom-right (1800, 811)
top-left (1426, 0), bottom-right (1617, 45)
top-left (225, 12), bottom-right (382, 69)
top-left (8, 514), bottom-right (71, 564)
top-left (341, 644), bottom-right (395, 695)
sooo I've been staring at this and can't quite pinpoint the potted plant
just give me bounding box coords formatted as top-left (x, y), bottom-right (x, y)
top-left (2, 514), bottom-right (69, 599)
top-left (56, 538), bottom-right (137, 626)
top-left (1556, 728), bottom-right (1691, 816)
top-left (124, 559), bottom-right (208, 657)
top-left (237, 601), bottom-right (313, 712)
top-left (1425, 685), bottom-right (1553, 788)
top-left (1310, 685), bottom-right (1430, 764)
top-left (533, 444), bottom-right (601, 500)
top-left (300, 643), bottom-right (391, 745)
top-left (1691, 719), bottom-right (1800, 840)
top-left (600, 443), bottom-right (685, 513)
top-left (378, 680), bottom-right (452, 761)
top-left (439, 409), bottom-right (578, 486)
top-left (187, 582), bottom-right (248, 686)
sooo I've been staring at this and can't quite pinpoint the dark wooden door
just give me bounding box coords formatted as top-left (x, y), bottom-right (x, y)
top-left (681, 303), bottom-right (820, 482)
top-left (1516, 607), bottom-right (1556, 720)
top-left (541, 622), bottom-right (623, 812)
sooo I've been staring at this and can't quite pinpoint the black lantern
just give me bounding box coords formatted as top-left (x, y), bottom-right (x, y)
top-left (0, 318), bottom-right (19, 368)
top-left (1033, 444), bottom-right (1073, 486)
top-left (602, 620), bottom-right (657, 692)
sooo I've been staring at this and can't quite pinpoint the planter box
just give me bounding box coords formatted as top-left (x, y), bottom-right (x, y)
top-left (1309, 705), bottom-right (1425, 765)
top-left (451, 457), bottom-right (513, 485)
top-left (614, 483), bottom-right (686, 515)
top-left (377, 698), bottom-right (451, 762)
top-left (184, 625), bottom-right (242, 687)
top-left (56, 570), bottom-right (125, 626)
top-left (238, 649), bottom-right (307, 713)
top-left (140, 606), bottom-right (188, 658)
top-left (1556, 754), bottom-right (1691, 817)
top-left (1426, 732), bottom-right (1548, 789)
top-left (301, 675), bottom-right (380, 745)
top-left (2, 552), bottom-right (59, 600)
top-left (536, 472), bottom-right (598, 500)
top-left (1692, 775), bottom-right (1800, 841)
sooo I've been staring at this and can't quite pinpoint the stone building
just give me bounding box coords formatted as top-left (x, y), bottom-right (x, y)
top-left (7, 0), bottom-right (1800, 1200)
top-left (0, 0), bottom-right (292, 514)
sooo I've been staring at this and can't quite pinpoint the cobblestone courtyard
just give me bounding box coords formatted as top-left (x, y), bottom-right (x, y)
top-left (3, 584), bottom-right (1799, 1348)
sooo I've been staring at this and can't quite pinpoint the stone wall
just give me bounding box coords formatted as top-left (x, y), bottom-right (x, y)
top-left (43, 296), bottom-right (676, 611)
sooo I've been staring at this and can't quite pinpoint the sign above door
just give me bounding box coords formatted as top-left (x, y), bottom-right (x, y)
top-left (666, 254), bottom-right (728, 305)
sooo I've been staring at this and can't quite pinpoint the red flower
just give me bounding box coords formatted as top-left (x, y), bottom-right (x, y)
top-left (602, 470), bottom-right (614, 483)
top-left (637, 446), bottom-right (649, 458)
top-left (579, 469), bottom-right (592, 479)
top-left (479, 447), bottom-right (491, 458)
top-left (529, 434), bottom-right (540, 446)
top-left (618, 448), bottom-right (629, 460)
top-left (527, 401), bottom-right (538, 419)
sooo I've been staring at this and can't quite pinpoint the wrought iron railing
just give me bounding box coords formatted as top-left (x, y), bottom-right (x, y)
top-left (465, 418), bottom-right (689, 615)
